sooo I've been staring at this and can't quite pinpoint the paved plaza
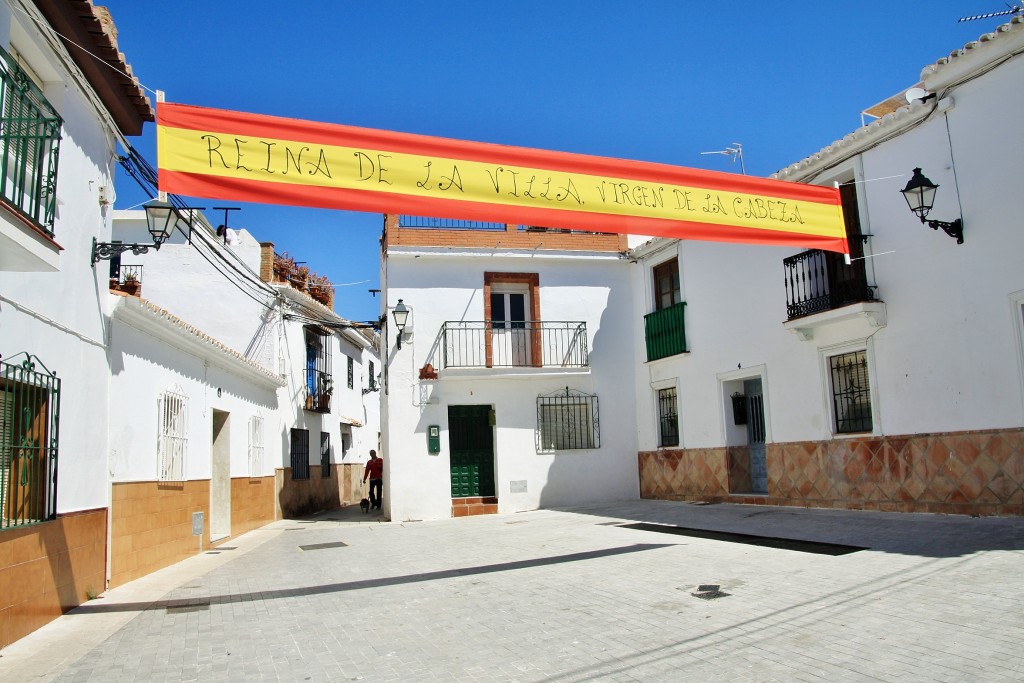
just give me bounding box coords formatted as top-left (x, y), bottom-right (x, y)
top-left (2, 500), bottom-right (1023, 682)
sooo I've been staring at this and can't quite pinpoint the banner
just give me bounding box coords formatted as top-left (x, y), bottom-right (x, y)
top-left (157, 103), bottom-right (849, 254)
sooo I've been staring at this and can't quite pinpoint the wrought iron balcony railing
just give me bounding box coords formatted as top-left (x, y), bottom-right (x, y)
top-left (111, 264), bottom-right (143, 285)
top-left (305, 369), bottom-right (333, 413)
top-left (441, 321), bottom-right (588, 369)
top-left (783, 237), bottom-right (876, 320)
top-left (644, 302), bottom-right (687, 362)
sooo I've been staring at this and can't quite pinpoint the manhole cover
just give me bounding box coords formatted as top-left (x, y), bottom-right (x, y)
top-left (299, 541), bottom-right (349, 551)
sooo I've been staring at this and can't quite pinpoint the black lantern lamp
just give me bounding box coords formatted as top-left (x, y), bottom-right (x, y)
top-left (391, 299), bottom-right (410, 349)
top-left (899, 168), bottom-right (963, 244)
top-left (91, 199), bottom-right (182, 265)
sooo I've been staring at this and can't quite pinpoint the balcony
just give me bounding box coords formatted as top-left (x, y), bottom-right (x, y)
top-left (644, 302), bottom-right (687, 362)
top-left (440, 321), bottom-right (588, 369)
top-left (304, 326), bottom-right (333, 413)
top-left (784, 238), bottom-right (876, 321)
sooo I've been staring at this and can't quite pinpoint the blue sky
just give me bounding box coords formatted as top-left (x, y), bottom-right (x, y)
top-left (98, 1), bottom-right (1011, 323)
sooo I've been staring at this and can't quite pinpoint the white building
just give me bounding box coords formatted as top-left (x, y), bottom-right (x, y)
top-left (104, 210), bottom-right (381, 585)
top-left (0, 0), bottom-right (153, 648)
top-left (381, 217), bottom-right (638, 521)
top-left (635, 17), bottom-right (1024, 516)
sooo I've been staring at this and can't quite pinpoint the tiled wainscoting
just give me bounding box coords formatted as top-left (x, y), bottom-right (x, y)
top-left (0, 509), bottom-right (107, 648)
top-left (111, 477), bottom-right (276, 588)
top-left (639, 428), bottom-right (1024, 516)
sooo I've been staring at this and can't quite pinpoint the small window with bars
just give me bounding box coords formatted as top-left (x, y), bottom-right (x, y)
top-left (657, 387), bottom-right (679, 447)
top-left (158, 386), bottom-right (188, 482)
top-left (829, 350), bottom-right (873, 434)
top-left (290, 428), bottom-right (309, 480)
top-left (248, 415), bottom-right (264, 478)
top-left (537, 388), bottom-right (600, 451)
top-left (0, 353), bottom-right (60, 529)
top-left (347, 356), bottom-right (354, 390)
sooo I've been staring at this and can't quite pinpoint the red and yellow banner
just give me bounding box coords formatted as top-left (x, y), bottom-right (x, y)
top-left (157, 103), bottom-right (849, 254)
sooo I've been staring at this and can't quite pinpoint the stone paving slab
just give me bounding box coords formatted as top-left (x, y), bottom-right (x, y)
top-left (2, 501), bottom-right (1023, 682)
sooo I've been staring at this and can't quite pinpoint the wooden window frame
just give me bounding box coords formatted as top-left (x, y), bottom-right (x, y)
top-left (483, 272), bottom-right (541, 368)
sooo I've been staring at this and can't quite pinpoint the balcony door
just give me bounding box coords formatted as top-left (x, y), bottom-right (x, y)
top-left (490, 286), bottom-right (531, 366)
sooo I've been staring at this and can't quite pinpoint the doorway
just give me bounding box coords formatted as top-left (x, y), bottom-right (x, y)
top-left (744, 379), bottom-right (767, 494)
top-left (448, 405), bottom-right (495, 498)
top-left (490, 287), bottom-right (531, 366)
top-left (210, 410), bottom-right (231, 541)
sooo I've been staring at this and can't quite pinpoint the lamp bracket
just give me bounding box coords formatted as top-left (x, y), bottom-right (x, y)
top-left (926, 218), bottom-right (964, 245)
top-left (91, 237), bottom-right (162, 265)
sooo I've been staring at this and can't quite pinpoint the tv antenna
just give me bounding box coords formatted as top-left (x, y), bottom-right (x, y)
top-left (958, 3), bottom-right (1023, 22)
top-left (700, 143), bottom-right (745, 175)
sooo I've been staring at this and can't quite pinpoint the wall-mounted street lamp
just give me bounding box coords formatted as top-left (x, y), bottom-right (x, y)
top-left (899, 167), bottom-right (964, 245)
top-left (91, 199), bottom-right (183, 265)
top-left (391, 299), bottom-right (410, 349)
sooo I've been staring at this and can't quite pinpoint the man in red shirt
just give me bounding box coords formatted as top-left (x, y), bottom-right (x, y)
top-left (363, 450), bottom-right (384, 511)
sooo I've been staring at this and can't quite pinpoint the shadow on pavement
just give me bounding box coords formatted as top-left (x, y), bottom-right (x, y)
top-left (562, 499), bottom-right (1024, 558)
top-left (67, 543), bottom-right (673, 615)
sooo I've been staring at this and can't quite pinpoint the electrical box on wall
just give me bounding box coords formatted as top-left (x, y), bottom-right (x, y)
top-left (427, 425), bottom-right (441, 454)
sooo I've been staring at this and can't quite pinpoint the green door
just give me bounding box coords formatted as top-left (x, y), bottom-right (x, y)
top-left (448, 405), bottom-right (495, 498)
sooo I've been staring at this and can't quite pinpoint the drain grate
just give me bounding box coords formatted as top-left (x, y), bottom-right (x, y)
top-left (166, 601), bottom-right (210, 614)
top-left (619, 522), bottom-right (866, 555)
top-left (299, 541), bottom-right (349, 551)
top-left (689, 584), bottom-right (730, 600)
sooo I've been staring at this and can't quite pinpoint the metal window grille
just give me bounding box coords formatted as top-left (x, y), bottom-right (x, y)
top-left (347, 356), bottom-right (354, 390)
top-left (0, 353), bottom-right (59, 530)
top-left (657, 387), bottom-right (679, 447)
top-left (158, 387), bottom-right (188, 482)
top-left (367, 360), bottom-right (376, 391)
top-left (829, 350), bottom-right (873, 434)
top-left (248, 415), bottom-right (264, 477)
top-left (537, 388), bottom-right (600, 451)
top-left (320, 432), bottom-right (331, 478)
top-left (290, 428), bottom-right (309, 480)
top-left (0, 45), bottom-right (61, 235)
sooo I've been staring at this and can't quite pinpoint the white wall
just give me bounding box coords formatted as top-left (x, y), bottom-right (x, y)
top-left (383, 249), bottom-right (639, 521)
top-left (107, 317), bottom-right (280, 482)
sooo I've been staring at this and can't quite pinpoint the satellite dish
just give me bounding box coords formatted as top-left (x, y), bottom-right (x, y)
top-left (905, 87), bottom-right (930, 103)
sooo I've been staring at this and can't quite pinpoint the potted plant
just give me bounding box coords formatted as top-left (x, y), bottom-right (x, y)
top-left (273, 252), bottom-right (296, 283)
top-left (291, 265), bottom-right (310, 290)
top-left (308, 273), bottom-right (332, 306)
top-left (120, 272), bottom-right (140, 296)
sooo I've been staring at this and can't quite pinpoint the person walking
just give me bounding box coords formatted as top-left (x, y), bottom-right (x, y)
top-left (363, 450), bottom-right (384, 511)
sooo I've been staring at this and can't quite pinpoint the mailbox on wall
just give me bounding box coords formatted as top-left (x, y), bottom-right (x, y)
top-left (427, 425), bottom-right (441, 454)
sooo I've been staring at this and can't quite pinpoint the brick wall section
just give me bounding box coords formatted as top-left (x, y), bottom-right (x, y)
top-left (383, 214), bottom-right (628, 252)
top-left (0, 509), bottom-right (108, 648)
top-left (259, 242), bottom-right (275, 282)
top-left (639, 427), bottom-right (1024, 516)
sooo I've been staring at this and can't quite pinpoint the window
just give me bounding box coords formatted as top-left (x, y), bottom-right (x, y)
top-left (347, 356), bottom-right (354, 390)
top-left (652, 258), bottom-right (680, 311)
top-left (340, 424), bottom-right (352, 458)
top-left (320, 432), bottom-right (331, 478)
top-left (158, 387), bottom-right (188, 482)
top-left (829, 350), bottom-right (873, 434)
top-left (484, 272), bottom-right (541, 368)
top-left (0, 45), bottom-right (61, 234)
top-left (537, 388), bottom-right (600, 451)
top-left (248, 415), bottom-right (264, 477)
top-left (367, 360), bottom-right (376, 391)
top-left (304, 326), bottom-right (332, 413)
top-left (290, 428), bottom-right (309, 480)
top-left (0, 353), bottom-right (59, 529)
top-left (657, 387), bottom-right (679, 447)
